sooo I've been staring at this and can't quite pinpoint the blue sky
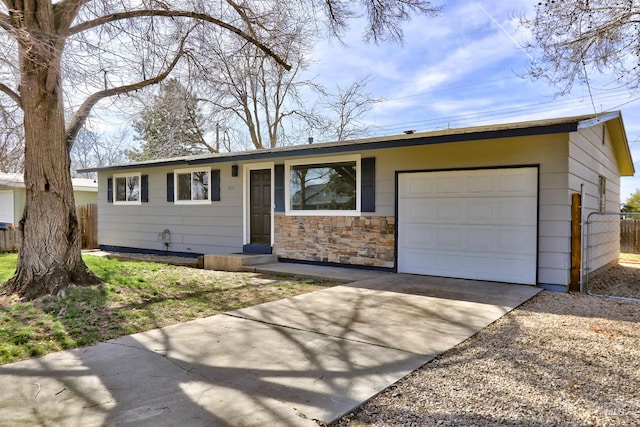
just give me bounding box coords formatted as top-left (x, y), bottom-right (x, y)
top-left (302, 0), bottom-right (640, 203)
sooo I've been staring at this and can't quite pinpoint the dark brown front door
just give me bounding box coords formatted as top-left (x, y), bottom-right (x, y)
top-left (250, 169), bottom-right (271, 245)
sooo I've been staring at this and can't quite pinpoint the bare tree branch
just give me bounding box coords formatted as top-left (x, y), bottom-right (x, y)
top-left (0, 0), bottom-right (442, 297)
top-left (323, 0), bottom-right (440, 43)
top-left (0, 82), bottom-right (21, 108)
top-left (69, 9), bottom-right (292, 71)
top-left (521, 1), bottom-right (640, 92)
top-left (66, 43), bottom-right (185, 146)
top-left (0, 11), bottom-right (11, 31)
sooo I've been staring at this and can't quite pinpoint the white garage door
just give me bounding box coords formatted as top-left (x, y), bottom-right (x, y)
top-left (0, 190), bottom-right (14, 223)
top-left (398, 167), bottom-right (538, 285)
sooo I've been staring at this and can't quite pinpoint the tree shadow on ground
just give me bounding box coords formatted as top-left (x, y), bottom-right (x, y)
top-left (0, 280), bottom-right (444, 426)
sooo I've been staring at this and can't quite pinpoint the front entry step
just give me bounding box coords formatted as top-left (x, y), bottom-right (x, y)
top-left (203, 253), bottom-right (277, 272)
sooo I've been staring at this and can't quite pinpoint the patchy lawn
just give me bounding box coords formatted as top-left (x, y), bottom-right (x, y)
top-left (0, 254), bottom-right (335, 365)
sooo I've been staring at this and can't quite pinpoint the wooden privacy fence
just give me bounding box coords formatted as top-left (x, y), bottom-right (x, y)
top-left (0, 228), bottom-right (20, 252)
top-left (0, 204), bottom-right (98, 252)
top-left (621, 219), bottom-right (640, 254)
top-left (76, 203), bottom-right (99, 250)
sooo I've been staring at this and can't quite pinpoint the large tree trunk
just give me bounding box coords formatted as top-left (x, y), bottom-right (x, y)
top-left (3, 2), bottom-right (99, 300)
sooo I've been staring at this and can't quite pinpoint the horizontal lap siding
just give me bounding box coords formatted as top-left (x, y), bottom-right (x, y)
top-left (0, 186), bottom-right (96, 225)
top-left (569, 125), bottom-right (622, 273)
top-left (361, 135), bottom-right (571, 286)
top-left (98, 164), bottom-right (243, 255)
top-left (97, 133), bottom-right (574, 285)
top-left (73, 190), bottom-right (97, 206)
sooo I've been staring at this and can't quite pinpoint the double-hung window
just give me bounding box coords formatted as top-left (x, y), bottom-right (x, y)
top-left (285, 155), bottom-right (360, 216)
top-left (114, 173), bottom-right (141, 205)
top-left (175, 168), bottom-right (210, 204)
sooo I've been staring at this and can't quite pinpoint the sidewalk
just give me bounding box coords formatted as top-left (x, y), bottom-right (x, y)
top-left (0, 274), bottom-right (541, 426)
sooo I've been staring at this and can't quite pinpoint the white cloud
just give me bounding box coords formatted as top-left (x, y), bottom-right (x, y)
top-left (303, 0), bottom-right (640, 200)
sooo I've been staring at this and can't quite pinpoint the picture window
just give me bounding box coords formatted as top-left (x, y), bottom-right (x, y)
top-left (285, 155), bottom-right (360, 216)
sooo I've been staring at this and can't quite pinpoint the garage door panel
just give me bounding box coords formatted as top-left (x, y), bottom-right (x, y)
top-left (436, 201), bottom-right (463, 221)
top-left (436, 176), bottom-right (463, 194)
top-left (496, 199), bottom-right (537, 224)
top-left (468, 200), bottom-right (493, 221)
top-left (403, 169), bottom-right (537, 198)
top-left (403, 197), bottom-right (536, 226)
top-left (402, 224), bottom-right (438, 248)
top-left (467, 175), bottom-right (493, 193)
top-left (399, 249), bottom-right (537, 284)
top-left (401, 199), bottom-right (432, 221)
top-left (499, 171), bottom-right (538, 194)
top-left (404, 225), bottom-right (535, 254)
top-left (398, 167), bottom-right (538, 285)
top-left (403, 175), bottom-right (435, 197)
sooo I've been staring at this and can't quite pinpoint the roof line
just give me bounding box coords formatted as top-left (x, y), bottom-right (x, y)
top-left (576, 111), bottom-right (621, 130)
top-left (80, 121), bottom-right (582, 173)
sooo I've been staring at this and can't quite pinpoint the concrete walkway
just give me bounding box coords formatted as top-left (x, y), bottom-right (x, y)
top-left (0, 273), bottom-right (541, 426)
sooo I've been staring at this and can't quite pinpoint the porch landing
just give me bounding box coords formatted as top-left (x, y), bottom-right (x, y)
top-left (202, 253), bottom-right (277, 272)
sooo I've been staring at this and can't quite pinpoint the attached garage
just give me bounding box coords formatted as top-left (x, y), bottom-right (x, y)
top-left (397, 167), bottom-right (538, 285)
top-left (86, 112), bottom-right (635, 292)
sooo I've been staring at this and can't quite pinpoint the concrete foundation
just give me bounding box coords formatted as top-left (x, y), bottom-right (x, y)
top-left (203, 253), bottom-right (277, 272)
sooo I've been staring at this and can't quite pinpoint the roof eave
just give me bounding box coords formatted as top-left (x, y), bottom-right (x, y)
top-left (578, 112), bottom-right (635, 176)
top-left (82, 121), bottom-right (582, 174)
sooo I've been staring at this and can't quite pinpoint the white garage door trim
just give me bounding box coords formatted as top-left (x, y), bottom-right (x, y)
top-left (397, 167), bottom-right (538, 285)
top-left (0, 190), bottom-right (14, 224)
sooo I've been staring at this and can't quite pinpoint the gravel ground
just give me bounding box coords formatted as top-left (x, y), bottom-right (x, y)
top-left (334, 263), bottom-right (640, 427)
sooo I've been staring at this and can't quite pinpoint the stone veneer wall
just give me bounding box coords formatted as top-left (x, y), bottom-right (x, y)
top-left (273, 216), bottom-right (395, 268)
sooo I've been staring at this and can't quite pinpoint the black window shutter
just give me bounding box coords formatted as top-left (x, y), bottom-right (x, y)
top-left (274, 164), bottom-right (285, 212)
top-left (166, 173), bottom-right (174, 202)
top-left (211, 169), bottom-right (221, 201)
top-left (361, 157), bottom-right (376, 212)
top-left (107, 177), bottom-right (113, 203)
top-left (141, 175), bottom-right (149, 203)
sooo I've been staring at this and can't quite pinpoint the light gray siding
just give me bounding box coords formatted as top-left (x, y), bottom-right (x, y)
top-left (363, 135), bottom-right (570, 287)
top-left (569, 124), bottom-right (622, 273)
top-left (98, 163), bottom-right (244, 255)
top-left (96, 125), bottom-right (623, 289)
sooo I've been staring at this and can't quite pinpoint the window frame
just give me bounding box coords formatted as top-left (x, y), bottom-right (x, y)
top-left (174, 167), bottom-right (212, 205)
top-left (284, 154), bottom-right (361, 216)
top-left (113, 173), bottom-right (142, 205)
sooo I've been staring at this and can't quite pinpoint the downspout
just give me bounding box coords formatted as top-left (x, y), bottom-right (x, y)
top-left (579, 184), bottom-right (584, 293)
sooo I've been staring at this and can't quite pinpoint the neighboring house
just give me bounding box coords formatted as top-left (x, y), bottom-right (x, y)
top-left (82, 112), bottom-right (635, 292)
top-left (0, 173), bottom-right (98, 225)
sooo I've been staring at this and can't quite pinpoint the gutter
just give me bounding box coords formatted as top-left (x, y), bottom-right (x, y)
top-left (78, 122), bottom-right (580, 174)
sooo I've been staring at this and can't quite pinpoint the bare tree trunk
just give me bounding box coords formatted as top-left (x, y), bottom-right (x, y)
top-left (3, 7), bottom-right (99, 300)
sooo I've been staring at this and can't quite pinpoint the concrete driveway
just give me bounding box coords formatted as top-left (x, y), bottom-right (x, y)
top-left (0, 274), bottom-right (541, 426)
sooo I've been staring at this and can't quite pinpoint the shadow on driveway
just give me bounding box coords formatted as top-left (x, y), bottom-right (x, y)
top-left (0, 274), bottom-right (540, 426)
